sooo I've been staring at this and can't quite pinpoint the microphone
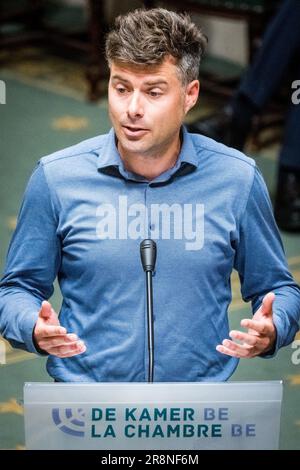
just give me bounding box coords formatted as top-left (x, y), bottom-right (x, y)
top-left (140, 239), bottom-right (157, 273)
top-left (140, 239), bottom-right (157, 382)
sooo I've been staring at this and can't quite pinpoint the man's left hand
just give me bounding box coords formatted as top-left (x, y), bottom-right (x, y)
top-left (216, 292), bottom-right (277, 358)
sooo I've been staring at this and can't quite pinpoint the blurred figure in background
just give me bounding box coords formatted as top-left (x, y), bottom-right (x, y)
top-left (188, 0), bottom-right (300, 232)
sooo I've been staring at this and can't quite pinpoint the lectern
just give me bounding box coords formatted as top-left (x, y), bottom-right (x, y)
top-left (24, 381), bottom-right (282, 450)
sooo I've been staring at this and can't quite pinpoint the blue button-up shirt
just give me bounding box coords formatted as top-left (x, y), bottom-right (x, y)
top-left (0, 127), bottom-right (299, 382)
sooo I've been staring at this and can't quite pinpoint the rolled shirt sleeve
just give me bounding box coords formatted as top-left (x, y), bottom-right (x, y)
top-left (234, 166), bottom-right (300, 356)
top-left (0, 162), bottom-right (61, 353)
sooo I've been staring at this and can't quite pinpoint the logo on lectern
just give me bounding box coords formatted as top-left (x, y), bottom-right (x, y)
top-left (52, 408), bottom-right (85, 437)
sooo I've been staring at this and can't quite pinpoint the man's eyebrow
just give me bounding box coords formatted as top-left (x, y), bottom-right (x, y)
top-left (111, 75), bottom-right (168, 86)
top-left (143, 80), bottom-right (168, 86)
top-left (111, 75), bottom-right (131, 83)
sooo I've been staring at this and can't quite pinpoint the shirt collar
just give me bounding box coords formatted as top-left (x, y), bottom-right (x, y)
top-left (96, 126), bottom-right (198, 184)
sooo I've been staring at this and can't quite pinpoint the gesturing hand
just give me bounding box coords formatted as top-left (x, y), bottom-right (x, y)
top-left (216, 292), bottom-right (277, 358)
top-left (33, 300), bottom-right (86, 358)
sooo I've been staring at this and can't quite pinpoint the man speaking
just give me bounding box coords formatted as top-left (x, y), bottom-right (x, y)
top-left (0, 8), bottom-right (299, 382)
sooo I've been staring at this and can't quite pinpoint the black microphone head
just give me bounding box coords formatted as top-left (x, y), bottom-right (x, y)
top-left (140, 239), bottom-right (157, 272)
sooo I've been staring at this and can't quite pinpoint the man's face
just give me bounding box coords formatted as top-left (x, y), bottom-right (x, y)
top-left (108, 57), bottom-right (199, 159)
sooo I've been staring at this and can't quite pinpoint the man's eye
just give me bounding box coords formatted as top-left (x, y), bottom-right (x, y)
top-left (149, 90), bottom-right (161, 97)
top-left (116, 87), bottom-right (127, 94)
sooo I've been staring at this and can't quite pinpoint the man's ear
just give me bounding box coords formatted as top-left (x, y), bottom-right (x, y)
top-left (184, 80), bottom-right (200, 114)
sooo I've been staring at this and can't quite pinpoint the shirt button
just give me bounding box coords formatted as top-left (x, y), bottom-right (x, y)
top-left (149, 224), bottom-right (155, 231)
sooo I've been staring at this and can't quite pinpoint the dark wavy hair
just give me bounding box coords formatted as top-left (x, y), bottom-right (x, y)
top-left (105, 8), bottom-right (207, 85)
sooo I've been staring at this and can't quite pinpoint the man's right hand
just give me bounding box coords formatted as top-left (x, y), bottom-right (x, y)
top-left (33, 300), bottom-right (86, 357)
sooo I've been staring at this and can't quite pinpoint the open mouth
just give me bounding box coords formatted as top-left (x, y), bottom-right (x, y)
top-left (122, 126), bottom-right (149, 137)
top-left (124, 126), bottom-right (147, 132)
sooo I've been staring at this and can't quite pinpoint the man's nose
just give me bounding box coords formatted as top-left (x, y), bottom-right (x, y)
top-left (127, 91), bottom-right (144, 119)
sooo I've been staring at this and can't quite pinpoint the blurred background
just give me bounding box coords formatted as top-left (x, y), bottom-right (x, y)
top-left (0, 0), bottom-right (299, 450)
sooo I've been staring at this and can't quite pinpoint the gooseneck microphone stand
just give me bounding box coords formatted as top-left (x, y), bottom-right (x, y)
top-left (140, 239), bottom-right (157, 383)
